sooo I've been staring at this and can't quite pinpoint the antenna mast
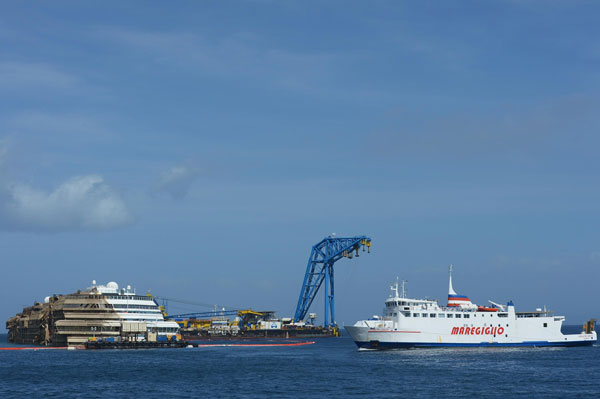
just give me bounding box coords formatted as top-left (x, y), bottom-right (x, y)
top-left (448, 264), bottom-right (457, 295)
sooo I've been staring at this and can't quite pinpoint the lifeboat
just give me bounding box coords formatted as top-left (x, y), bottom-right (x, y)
top-left (477, 306), bottom-right (498, 312)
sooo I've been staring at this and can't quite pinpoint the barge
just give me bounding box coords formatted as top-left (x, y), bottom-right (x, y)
top-left (173, 310), bottom-right (338, 341)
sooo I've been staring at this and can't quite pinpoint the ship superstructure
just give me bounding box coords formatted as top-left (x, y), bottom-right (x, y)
top-left (345, 266), bottom-right (597, 349)
top-left (6, 281), bottom-right (180, 346)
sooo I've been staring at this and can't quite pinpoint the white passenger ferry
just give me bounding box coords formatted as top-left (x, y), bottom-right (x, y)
top-left (345, 266), bottom-right (597, 349)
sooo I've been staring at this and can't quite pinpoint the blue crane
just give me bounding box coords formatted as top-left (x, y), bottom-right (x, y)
top-left (294, 236), bottom-right (372, 328)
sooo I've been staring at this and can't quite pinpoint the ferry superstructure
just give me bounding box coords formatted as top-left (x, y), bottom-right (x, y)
top-left (7, 281), bottom-right (180, 346)
top-left (345, 266), bottom-right (597, 349)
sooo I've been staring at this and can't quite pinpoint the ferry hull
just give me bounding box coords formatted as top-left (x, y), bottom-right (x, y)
top-left (352, 339), bottom-right (596, 350)
top-left (345, 326), bottom-right (597, 349)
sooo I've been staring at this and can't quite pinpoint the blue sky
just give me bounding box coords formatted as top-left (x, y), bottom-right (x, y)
top-left (1, 1), bottom-right (599, 325)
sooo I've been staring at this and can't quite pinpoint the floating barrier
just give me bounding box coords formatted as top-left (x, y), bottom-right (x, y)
top-left (0, 346), bottom-right (72, 351)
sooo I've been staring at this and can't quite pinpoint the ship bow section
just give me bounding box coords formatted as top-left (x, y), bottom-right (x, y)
top-left (345, 324), bottom-right (369, 348)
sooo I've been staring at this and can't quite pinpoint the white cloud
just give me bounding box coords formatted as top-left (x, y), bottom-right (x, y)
top-left (94, 27), bottom-right (341, 95)
top-left (0, 61), bottom-right (81, 91)
top-left (0, 136), bottom-right (10, 167)
top-left (5, 111), bottom-right (116, 145)
top-left (153, 165), bottom-right (199, 199)
top-left (368, 94), bottom-right (600, 163)
top-left (0, 175), bottom-right (133, 232)
top-left (9, 112), bottom-right (104, 134)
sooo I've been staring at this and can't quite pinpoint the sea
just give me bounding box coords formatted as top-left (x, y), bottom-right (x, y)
top-left (1, 327), bottom-right (599, 398)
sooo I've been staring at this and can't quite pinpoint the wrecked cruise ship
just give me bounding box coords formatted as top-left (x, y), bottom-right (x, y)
top-left (6, 281), bottom-right (180, 346)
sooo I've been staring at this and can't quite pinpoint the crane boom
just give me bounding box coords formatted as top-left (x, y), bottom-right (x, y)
top-left (294, 235), bottom-right (371, 327)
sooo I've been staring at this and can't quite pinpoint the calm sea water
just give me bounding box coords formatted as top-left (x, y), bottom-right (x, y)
top-left (1, 328), bottom-right (599, 398)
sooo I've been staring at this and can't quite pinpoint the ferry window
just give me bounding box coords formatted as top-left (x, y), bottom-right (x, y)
top-left (393, 313), bottom-right (397, 317)
top-left (404, 313), bottom-right (411, 317)
top-left (413, 313), bottom-right (419, 317)
top-left (438, 314), bottom-right (445, 318)
top-left (422, 313), bottom-right (428, 318)
top-left (447, 314), bottom-right (453, 318)
top-left (401, 302), bottom-right (406, 306)
top-left (543, 323), bottom-right (547, 327)
top-left (463, 314), bottom-right (469, 319)
top-left (430, 314), bottom-right (436, 318)
top-left (455, 314), bottom-right (461, 318)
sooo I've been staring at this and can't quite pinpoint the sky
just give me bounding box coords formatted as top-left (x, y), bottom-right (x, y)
top-left (1, 1), bottom-right (599, 326)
